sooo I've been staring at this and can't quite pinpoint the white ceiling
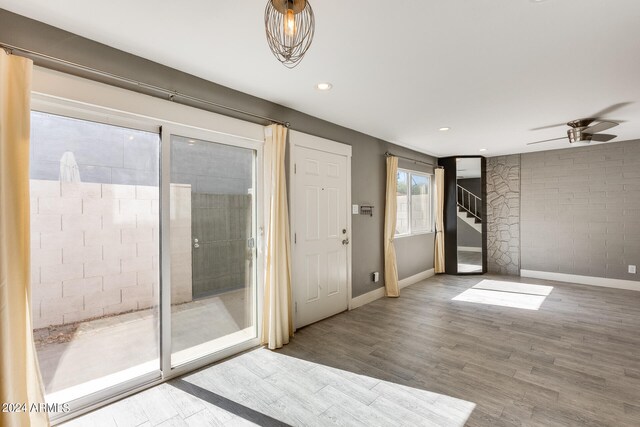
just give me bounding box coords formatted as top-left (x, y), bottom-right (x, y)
top-left (2, 0), bottom-right (640, 157)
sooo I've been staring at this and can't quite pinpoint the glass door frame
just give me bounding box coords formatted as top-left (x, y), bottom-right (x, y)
top-left (30, 95), bottom-right (265, 423)
top-left (160, 124), bottom-right (264, 378)
top-left (31, 94), bottom-right (165, 420)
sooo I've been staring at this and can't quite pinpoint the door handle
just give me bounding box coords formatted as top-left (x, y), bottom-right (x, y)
top-left (342, 238), bottom-right (350, 245)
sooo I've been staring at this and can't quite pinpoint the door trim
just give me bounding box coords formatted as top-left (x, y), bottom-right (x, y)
top-left (289, 130), bottom-right (353, 328)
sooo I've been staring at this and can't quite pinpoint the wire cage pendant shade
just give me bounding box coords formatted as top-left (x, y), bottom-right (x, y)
top-left (265, 0), bottom-right (315, 68)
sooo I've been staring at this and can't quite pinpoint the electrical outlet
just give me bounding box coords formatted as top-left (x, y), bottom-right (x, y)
top-left (352, 204), bottom-right (359, 214)
top-left (629, 265), bottom-right (637, 274)
top-left (372, 272), bottom-right (380, 282)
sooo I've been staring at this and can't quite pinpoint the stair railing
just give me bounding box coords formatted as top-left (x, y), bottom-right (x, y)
top-left (457, 185), bottom-right (481, 221)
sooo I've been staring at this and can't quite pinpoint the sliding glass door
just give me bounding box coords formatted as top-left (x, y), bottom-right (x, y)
top-left (29, 107), bottom-right (162, 407)
top-left (30, 98), bottom-right (263, 420)
top-left (162, 127), bottom-right (261, 371)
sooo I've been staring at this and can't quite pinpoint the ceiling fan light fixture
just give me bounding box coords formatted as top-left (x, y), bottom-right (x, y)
top-left (567, 128), bottom-right (587, 143)
top-left (265, 0), bottom-right (315, 68)
top-left (527, 116), bottom-right (619, 146)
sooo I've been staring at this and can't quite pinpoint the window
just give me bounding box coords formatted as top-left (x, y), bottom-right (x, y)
top-left (395, 169), bottom-right (432, 236)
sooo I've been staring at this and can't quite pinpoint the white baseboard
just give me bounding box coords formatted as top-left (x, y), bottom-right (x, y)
top-left (350, 268), bottom-right (435, 310)
top-left (458, 246), bottom-right (482, 253)
top-left (520, 270), bottom-right (640, 292)
top-left (398, 268), bottom-right (435, 289)
top-left (350, 287), bottom-right (385, 310)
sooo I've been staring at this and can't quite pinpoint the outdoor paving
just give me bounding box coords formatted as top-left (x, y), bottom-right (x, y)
top-left (36, 289), bottom-right (250, 394)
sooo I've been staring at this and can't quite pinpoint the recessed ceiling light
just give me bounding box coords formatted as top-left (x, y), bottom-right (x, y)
top-left (439, 127), bottom-right (450, 132)
top-left (315, 82), bottom-right (333, 91)
top-left (128, 136), bottom-right (135, 140)
top-left (530, 0), bottom-right (547, 3)
top-left (479, 148), bottom-right (487, 152)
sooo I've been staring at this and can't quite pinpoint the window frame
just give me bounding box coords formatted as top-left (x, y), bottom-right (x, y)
top-left (394, 168), bottom-right (434, 238)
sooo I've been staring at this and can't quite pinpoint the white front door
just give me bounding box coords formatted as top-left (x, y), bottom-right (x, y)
top-left (291, 133), bottom-right (351, 328)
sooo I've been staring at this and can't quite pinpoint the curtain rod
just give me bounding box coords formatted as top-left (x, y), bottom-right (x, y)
top-left (384, 151), bottom-right (435, 167)
top-left (1, 42), bottom-right (290, 128)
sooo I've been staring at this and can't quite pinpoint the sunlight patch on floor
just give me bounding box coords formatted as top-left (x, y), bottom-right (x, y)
top-left (179, 348), bottom-right (477, 426)
top-left (452, 279), bottom-right (553, 310)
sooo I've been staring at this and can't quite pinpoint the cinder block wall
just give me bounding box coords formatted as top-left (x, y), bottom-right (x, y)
top-left (520, 139), bottom-right (640, 281)
top-left (191, 193), bottom-right (251, 298)
top-left (396, 194), bottom-right (430, 233)
top-left (30, 180), bottom-right (192, 329)
top-left (486, 139), bottom-right (640, 282)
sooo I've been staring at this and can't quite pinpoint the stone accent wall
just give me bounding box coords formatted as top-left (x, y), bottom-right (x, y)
top-left (30, 180), bottom-right (192, 329)
top-left (486, 155), bottom-right (521, 275)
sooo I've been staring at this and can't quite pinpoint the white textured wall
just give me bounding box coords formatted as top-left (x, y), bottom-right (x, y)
top-left (30, 180), bottom-right (192, 329)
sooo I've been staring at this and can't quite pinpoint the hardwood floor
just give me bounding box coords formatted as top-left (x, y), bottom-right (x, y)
top-left (62, 274), bottom-right (640, 426)
top-left (280, 274), bottom-right (640, 426)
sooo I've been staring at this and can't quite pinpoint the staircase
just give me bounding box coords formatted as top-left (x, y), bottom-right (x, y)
top-left (457, 185), bottom-right (482, 233)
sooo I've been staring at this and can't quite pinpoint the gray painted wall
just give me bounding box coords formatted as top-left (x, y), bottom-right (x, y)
top-left (31, 111), bottom-right (160, 186)
top-left (457, 178), bottom-right (481, 198)
top-left (520, 140), bottom-right (640, 282)
top-left (486, 141), bottom-right (640, 282)
top-left (486, 155), bottom-right (521, 275)
top-left (171, 137), bottom-right (252, 195)
top-left (1, 10), bottom-right (436, 298)
top-left (191, 194), bottom-right (251, 298)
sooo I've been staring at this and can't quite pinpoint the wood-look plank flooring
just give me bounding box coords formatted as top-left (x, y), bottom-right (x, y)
top-left (62, 274), bottom-right (640, 426)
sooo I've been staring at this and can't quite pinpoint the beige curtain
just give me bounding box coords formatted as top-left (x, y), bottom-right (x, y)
top-left (384, 156), bottom-right (400, 297)
top-left (0, 52), bottom-right (49, 426)
top-left (434, 168), bottom-right (445, 273)
top-left (261, 124), bottom-right (293, 349)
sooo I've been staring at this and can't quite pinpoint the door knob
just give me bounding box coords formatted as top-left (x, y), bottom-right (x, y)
top-left (193, 238), bottom-right (200, 249)
top-left (342, 238), bottom-right (350, 245)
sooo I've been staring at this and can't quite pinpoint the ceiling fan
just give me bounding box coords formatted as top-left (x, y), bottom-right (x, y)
top-left (527, 119), bottom-right (618, 146)
top-left (527, 102), bottom-right (630, 146)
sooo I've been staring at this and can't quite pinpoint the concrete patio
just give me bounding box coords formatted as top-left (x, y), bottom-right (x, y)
top-left (35, 288), bottom-right (252, 396)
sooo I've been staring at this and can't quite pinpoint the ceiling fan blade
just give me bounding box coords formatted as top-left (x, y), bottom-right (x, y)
top-left (530, 123), bottom-right (568, 131)
top-left (526, 137), bottom-right (566, 145)
top-left (583, 121), bottom-right (618, 134)
top-left (589, 133), bottom-right (617, 142)
top-left (591, 102), bottom-right (632, 118)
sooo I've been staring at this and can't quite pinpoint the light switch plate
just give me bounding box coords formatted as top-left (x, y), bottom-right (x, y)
top-left (352, 204), bottom-right (359, 214)
top-left (629, 265), bottom-right (637, 274)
